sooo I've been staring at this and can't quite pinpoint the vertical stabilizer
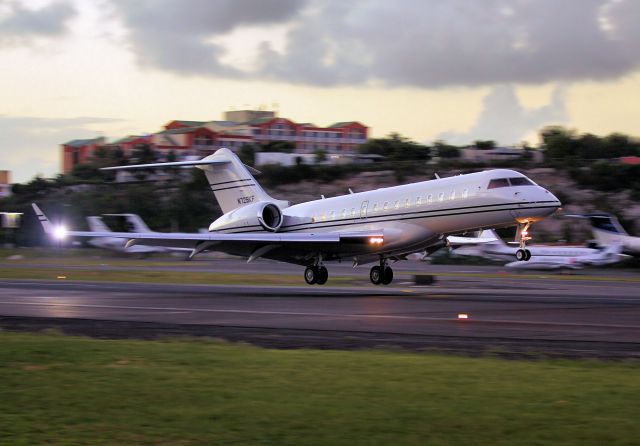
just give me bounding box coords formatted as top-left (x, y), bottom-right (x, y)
top-left (87, 216), bottom-right (112, 233)
top-left (198, 148), bottom-right (288, 213)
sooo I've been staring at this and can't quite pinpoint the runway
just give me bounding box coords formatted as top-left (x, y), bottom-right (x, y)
top-left (1, 264), bottom-right (639, 358)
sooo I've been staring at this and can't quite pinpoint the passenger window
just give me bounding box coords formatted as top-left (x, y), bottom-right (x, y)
top-left (383, 202), bottom-right (389, 211)
top-left (488, 178), bottom-right (509, 189)
top-left (438, 192), bottom-right (444, 202)
top-left (405, 198), bottom-right (410, 208)
top-left (394, 200), bottom-right (400, 209)
top-left (462, 188), bottom-right (468, 199)
top-left (450, 190), bottom-right (456, 200)
top-left (373, 203), bottom-right (378, 212)
top-left (427, 194), bottom-right (432, 204)
top-left (508, 177), bottom-right (534, 186)
top-left (341, 209), bottom-right (346, 218)
top-left (416, 196), bottom-right (421, 206)
top-left (351, 208), bottom-right (356, 217)
top-left (329, 210), bottom-right (335, 220)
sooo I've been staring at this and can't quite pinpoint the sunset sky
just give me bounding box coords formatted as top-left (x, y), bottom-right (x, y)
top-left (1, 0), bottom-right (640, 183)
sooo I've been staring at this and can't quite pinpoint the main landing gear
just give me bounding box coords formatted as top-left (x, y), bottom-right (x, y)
top-left (515, 222), bottom-right (532, 261)
top-left (304, 264), bottom-right (328, 285)
top-left (370, 258), bottom-right (393, 285)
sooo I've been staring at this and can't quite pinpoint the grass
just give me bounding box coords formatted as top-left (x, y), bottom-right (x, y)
top-left (1, 331), bottom-right (639, 445)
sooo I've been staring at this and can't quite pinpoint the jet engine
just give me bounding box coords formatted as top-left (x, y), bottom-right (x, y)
top-left (208, 201), bottom-right (283, 232)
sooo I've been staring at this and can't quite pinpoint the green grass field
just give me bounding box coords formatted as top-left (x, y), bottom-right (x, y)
top-left (1, 331), bottom-right (638, 445)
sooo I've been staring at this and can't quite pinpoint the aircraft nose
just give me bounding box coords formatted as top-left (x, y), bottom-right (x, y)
top-left (542, 188), bottom-right (562, 207)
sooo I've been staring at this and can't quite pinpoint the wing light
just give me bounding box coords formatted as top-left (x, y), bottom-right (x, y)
top-left (369, 236), bottom-right (384, 245)
top-left (53, 225), bottom-right (67, 240)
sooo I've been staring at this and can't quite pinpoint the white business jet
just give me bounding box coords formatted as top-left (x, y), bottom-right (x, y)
top-left (566, 213), bottom-right (640, 257)
top-left (454, 229), bottom-right (625, 270)
top-left (33, 148), bottom-right (561, 285)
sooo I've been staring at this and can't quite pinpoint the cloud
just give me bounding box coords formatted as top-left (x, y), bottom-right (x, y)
top-left (436, 85), bottom-right (568, 145)
top-left (111, 0), bottom-right (640, 88)
top-left (0, 1), bottom-right (75, 43)
top-left (110, 0), bottom-right (306, 76)
top-left (0, 116), bottom-right (118, 183)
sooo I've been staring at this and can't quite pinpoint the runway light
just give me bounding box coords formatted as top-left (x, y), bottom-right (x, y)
top-left (457, 313), bottom-right (469, 320)
top-left (57, 275), bottom-right (66, 279)
top-left (369, 236), bottom-right (384, 245)
top-left (53, 225), bottom-right (67, 240)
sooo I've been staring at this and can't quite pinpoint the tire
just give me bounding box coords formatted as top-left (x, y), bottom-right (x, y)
top-left (524, 249), bottom-right (532, 261)
top-left (316, 266), bottom-right (328, 285)
top-left (304, 266), bottom-right (317, 285)
top-left (381, 266), bottom-right (393, 285)
top-left (516, 249), bottom-right (526, 261)
top-left (370, 265), bottom-right (382, 285)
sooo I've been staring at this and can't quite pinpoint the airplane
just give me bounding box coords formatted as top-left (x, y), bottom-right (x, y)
top-left (566, 213), bottom-right (640, 257)
top-left (504, 243), bottom-right (624, 271)
top-left (33, 147), bottom-right (561, 285)
top-left (84, 216), bottom-right (166, 257)
top-left (452, 229), bottom-right (625, 270)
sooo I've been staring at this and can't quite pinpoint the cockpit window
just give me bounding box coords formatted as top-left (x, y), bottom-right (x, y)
top-left (508, 177), bottom-right (534, 186)
top-left (487, 178), bottom-right (509, 189)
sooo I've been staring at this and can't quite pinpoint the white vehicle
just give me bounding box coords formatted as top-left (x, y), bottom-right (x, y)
top-left (85, 216), bottom-right (165, 257)
top-left (568, 213), bottom-right (640, 257)
top-left (453, 229), bottom-right (625, 270)
top-left (33, 148), bottom-right (561, 285)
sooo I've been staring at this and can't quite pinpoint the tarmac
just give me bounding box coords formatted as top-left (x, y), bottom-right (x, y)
top-left (0, 259), bottom-right (638, 358)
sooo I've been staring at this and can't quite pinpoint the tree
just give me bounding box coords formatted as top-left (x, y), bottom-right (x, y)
top-left (473, 140), bottom-right (496, 150)
top-left (238, 144), bottom-right (257, 165)
top-left (261, 141), bottom-right (295, 153)
top-left (358, 133), bottom-right (430, 161)
top-left (433, 140), bottom-right (460, 158)
top-left (314, 149), bottom-right (327, 163)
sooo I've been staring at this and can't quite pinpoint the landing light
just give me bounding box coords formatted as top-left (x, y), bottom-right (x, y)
top-left (53, 225), bottom-right (67, 240)
top-left (457, 313), bottom-right (469, 320)
top-left (369, 236), bottom-right (384, 245)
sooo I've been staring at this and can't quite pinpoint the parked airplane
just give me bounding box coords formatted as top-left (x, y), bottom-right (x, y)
top-left (84, 216), bottom-right (165, 257)
top-left (566, 213), bottom-right (640, 257)
top-left (33, 148), bottom-right (561, 285)
top-left (453, 229), bottom-right (625, 270)
top-left (504, 244), bottom-right (624, 271)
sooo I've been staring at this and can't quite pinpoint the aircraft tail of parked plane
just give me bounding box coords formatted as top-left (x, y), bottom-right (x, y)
top-left (565, 213), bottom-right (640, 257)
top-left (104, 213), bottom-right (154, 233)
top-left (33, 148), bottom-right (562, 285)
top-left (86, 216), bottom-right (112, 233)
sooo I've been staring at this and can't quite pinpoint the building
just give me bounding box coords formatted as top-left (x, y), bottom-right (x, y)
top-left (0, 170), bottom-right (11, 198)
top-left (461, 146), bottom-right (543, 163)
top-left (61, 137), bottom-right (106, 174)
top-left (60, 110), bottom-right (369, 174)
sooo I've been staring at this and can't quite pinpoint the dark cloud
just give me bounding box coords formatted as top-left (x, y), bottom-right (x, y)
top-left (0, 1), bottom-right (75, 41)
top-left (437, 85), bottom-right (568, 145)
top-left (111, 0), bottom-right (306, 75)
top-left (111, 0), bottom-right (640, 88)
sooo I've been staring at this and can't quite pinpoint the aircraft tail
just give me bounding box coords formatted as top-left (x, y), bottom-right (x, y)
top-left (101, 148), bottom-right (288, 214)
top-left (104, 214), bottom-right (153, 233)
top-left (87, 216), bottom-right (112, 233)
top-left (197, 148), bottom-right (288, 213)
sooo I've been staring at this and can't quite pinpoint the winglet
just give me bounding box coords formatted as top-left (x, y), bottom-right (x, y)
top-left (31, 203), bottom-right (53, 234)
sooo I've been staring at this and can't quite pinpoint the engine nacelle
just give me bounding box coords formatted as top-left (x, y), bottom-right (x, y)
top-left (209, 201), bottom-right (283, 232)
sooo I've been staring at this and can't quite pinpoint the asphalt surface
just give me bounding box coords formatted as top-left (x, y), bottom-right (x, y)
top-left (0, 260), bottom-right (639, 358)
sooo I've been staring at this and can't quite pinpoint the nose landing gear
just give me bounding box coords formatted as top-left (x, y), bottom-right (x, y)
top-left (370, 258), bottom-right (393, 285)
top-left (515, 222), bottom-right (532, 261)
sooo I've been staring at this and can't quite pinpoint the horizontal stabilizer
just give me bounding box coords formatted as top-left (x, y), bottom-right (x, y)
top-left (100, 159), bottom-right (230, 171)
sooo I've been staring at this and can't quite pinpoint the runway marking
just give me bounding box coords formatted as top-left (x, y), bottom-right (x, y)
top-left (1, 300), bottom-right (639, 330)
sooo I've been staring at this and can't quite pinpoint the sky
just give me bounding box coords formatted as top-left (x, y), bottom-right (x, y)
top-left (1, 0), bottom-right (640, 183)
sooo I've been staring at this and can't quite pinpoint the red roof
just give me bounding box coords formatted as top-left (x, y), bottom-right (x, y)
top-left (620, 156), bottom-right (640, 165)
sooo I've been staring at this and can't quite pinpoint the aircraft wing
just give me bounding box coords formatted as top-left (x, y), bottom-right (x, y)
top-left (33, 204), bottom-right (383, 260)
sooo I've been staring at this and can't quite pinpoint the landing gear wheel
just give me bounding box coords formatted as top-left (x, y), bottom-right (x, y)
top-left (516, 249), bottom-right (527, 261)
top-left (304, 266), bottom-right (317, 285)
top-left (524, 249), bottom-right (532, 261)
top-left (316, 266), bottom-right (328, 285)
top-left (370, 266), bottom-right (382, 285)
top-left (381, 266), bottom-right (394, 285)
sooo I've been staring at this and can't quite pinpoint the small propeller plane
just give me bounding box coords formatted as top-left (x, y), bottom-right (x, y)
top-left (33, 148), bottom-right (561, 285)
